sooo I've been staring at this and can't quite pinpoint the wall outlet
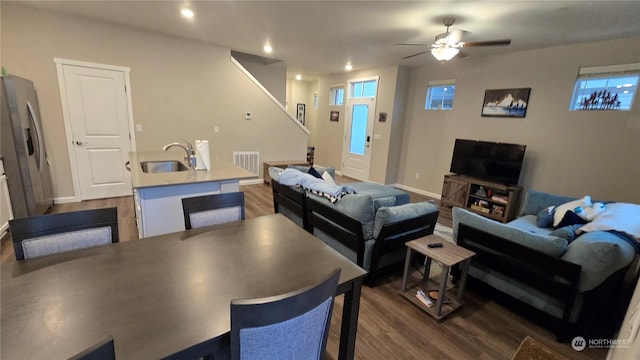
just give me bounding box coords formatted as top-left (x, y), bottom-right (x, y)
top-left (415, 172), bottom-right (420, 179)
top-left (245, 112), bottom-right (252, 120)
top-left (135, 124), bottom-right (142, 132)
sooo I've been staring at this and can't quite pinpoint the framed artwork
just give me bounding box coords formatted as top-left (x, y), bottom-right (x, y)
top-left (378, 112), bottom-right (387, 122)
top-left (481, 88), bottom-right (531, 118)
top-left (296, 103), bottom-right (306, 125)
top-left (330, 110), bottom-right (339, 122)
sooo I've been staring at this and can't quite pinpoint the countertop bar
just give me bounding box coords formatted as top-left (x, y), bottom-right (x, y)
top-left (129, 151), bottom-right (257, 189)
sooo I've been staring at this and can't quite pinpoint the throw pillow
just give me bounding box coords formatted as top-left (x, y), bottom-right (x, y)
top-left (322, 171), bottom-right (336, 185)
top-left (536, 206), bottom-right (555, 228)
top-left (579, 202), bottom-right (606, 221)
top-left (307, 167), bottom-right (323, 179)
top-left (553, 196), bottom-right (592, 227)
top-left (556, 210), bottom-right (588, 228)
top-left (549, 224), bottom-right (583, 243)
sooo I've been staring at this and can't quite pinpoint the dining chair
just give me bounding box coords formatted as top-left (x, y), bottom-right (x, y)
top-left (9, 207), bottom-right (119, 261)
top-left (229, 267), bottom-right (341, 360)
top-left (67, 336), bottom-right (115, 360)
top-left (182, 192), bottom-right (245, 230)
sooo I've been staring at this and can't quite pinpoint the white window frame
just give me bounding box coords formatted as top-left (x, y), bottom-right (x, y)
top-left (425, 79), bottom-right (456, 110)
top-left (569, 63), bottom-right (640, 111)
top-left (348, 79), bottom-right (377, 99)
top-left (329, 84), bottom-right (345, 106)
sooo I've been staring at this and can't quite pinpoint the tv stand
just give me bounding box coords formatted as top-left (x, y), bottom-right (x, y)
top-left (440, 174), bottom-right (522, 223)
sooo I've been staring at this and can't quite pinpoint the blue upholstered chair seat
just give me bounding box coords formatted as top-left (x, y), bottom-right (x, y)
top-left (22, 226), bottom-right (112, 260)
top-left (189, 206), bottom-right (243, 228)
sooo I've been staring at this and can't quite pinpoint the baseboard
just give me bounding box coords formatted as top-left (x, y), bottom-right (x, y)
top-left (240, 178), bottom-right (265, 186)
top-left (392, 183), bottom-right (441, 200)
top-left (53, 196), bottom-right (79, 204)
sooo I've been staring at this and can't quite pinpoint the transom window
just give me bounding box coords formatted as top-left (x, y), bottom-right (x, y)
top-left (569, 63), bottom-right (639, 111)
top-left (349, 80), bottom-right (377, 98)
top-left (425, 79), bottom-right (456, 110)
top-left (330, 85), bottom-right (344, 106)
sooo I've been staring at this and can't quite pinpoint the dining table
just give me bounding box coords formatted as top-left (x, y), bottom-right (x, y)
top-left (1, 214), bottom-right (367, 359)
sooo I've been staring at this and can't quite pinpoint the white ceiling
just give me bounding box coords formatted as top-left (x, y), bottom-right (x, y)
top-left (22, 1), bottom-right (640, 79)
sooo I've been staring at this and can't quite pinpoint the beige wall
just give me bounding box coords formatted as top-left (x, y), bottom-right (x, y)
top-left (238, 59), bottom-right (287, 105)
top-left (1, 3), bottom-right (308, 199)
top-left (386, 66), bottom-right (410, 184)
top-left (400, 36), bottom-right (640, 202)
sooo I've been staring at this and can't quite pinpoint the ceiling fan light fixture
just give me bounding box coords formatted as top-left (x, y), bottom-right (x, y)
top-left (431, 47), bottom-right (459, 61)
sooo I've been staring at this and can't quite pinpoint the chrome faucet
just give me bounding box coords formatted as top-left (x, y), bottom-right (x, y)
top-left (162, 140), bottom-right (197, 168)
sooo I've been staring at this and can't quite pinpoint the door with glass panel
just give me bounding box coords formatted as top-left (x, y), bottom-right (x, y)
top-left (342, 78), bottom-right (378, 181)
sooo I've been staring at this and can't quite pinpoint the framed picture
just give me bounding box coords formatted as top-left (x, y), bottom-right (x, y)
top-left (296, 103), bottom-right (305, 125)
top-left (330, 110), bottom-right (339, 122)
top-left (481, 88), bottom-right (531, 118)
top-left (378, 112), bottom-right (387, 122)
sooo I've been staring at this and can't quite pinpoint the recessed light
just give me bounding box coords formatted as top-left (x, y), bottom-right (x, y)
top-left (181, 8), bottom-right (194, 18)
top-left (263, 44), bottom-right (273, 54)
top-left (345, 63), bottom-right (353, 71)
top-left (295, 74), bottom-right (302, 81)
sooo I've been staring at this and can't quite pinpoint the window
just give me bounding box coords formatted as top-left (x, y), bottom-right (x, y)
top-left (569, 63), bottom-right (639, 111)
top-left (425, 79), bottom-right (456, 110)
top-left (330, 86), bottom-right (344, 106)
top-left (349, 80), bottom-right (377, 98)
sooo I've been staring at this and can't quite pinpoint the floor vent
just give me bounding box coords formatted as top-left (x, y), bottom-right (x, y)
top-left (233, 151), bottom-right (260, 175)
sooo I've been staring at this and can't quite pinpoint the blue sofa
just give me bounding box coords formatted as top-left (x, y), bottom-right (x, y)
top-left (270, 166), bottom-right (439, 285)
top-left (452, 189), bottom-right (639, 340)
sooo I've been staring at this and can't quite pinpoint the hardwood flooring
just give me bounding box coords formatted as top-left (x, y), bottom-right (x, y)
top-left (1, 176), bottom-right (607, 360)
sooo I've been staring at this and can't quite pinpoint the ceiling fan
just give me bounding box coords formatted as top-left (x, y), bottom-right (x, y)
top-left (398, 18), bottom-right (512, 62)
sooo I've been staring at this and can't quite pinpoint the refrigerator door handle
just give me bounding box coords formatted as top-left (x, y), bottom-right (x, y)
top-left (26, 101), bottom-right (45, 172)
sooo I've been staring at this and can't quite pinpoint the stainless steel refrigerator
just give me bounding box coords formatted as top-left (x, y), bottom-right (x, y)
top-left (1, 75), bottom-right (54, 218)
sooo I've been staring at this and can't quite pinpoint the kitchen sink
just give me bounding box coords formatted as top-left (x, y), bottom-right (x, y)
top-left (140, 160), bottom-right (189, 173)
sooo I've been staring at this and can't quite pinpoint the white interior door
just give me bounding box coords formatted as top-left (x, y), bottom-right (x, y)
top-left (59, 62), bottom-right (133, 200)
top-left (342, 78), bottom-right (377, 181)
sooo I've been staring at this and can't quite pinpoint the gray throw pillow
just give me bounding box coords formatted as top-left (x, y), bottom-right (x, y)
top-left (536, 206), bottom-right (555, 228)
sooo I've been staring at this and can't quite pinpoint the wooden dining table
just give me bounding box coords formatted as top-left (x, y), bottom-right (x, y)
top-left (1, 214), bottom-right (367, 359)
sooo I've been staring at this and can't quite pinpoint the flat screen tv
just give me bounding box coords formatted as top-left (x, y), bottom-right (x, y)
top-left (450, 139), bottom-right (526, 185)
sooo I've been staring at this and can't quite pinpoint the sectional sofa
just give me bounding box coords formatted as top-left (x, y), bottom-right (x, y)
top-left (452, 189), bottom-right (639, 340)
top-left (270, 166), bottom-right (439, 285)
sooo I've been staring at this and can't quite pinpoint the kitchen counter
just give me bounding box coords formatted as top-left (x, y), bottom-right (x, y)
top-left (128, 151), bottom-right (257, 238)
top-left (129, 151), bottom-right (256, 189)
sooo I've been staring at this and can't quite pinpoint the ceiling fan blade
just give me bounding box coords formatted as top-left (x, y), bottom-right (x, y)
top-left (401, 51), bottom-right (428, 59)
top-left (395, 43), bottom-right (429, 46)
top-left (463, 39), bottom-right (512, 47)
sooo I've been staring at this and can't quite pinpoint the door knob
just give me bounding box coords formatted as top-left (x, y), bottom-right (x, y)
top-left (75, 140), bottom-right (85, 146)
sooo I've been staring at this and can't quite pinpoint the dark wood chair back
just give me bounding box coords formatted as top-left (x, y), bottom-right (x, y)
top-left (67, 336), bottom-right (115, 360)
top-left (230, 268), bottom-right (341, 360)
top-left (182, 192), bottom-right (245, 230)
top-left (9, 207), bottom-right (119, 261)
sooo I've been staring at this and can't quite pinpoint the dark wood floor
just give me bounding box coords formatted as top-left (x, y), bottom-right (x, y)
top-left (1, 177), bottom-right (607, 360)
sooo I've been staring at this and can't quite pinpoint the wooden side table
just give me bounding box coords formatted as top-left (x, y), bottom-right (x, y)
top-left (263, 160), bottom-right (309, 185)
top-left (400, 234), bottom-right (475, 319)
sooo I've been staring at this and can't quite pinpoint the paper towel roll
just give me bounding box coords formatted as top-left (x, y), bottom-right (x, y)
top-left (195, 140), bottom-right (210, 171)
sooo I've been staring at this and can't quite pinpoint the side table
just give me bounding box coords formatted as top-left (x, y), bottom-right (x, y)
top-left (400, 234), bottom-right (475, 319)
top-left (263, 160), bottom-right (309, 185)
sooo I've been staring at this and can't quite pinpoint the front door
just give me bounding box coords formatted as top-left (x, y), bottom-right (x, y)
top-left (342, 78), bottom-right (377, 180)
top-left (57, 60), bottom-right (134, 200)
